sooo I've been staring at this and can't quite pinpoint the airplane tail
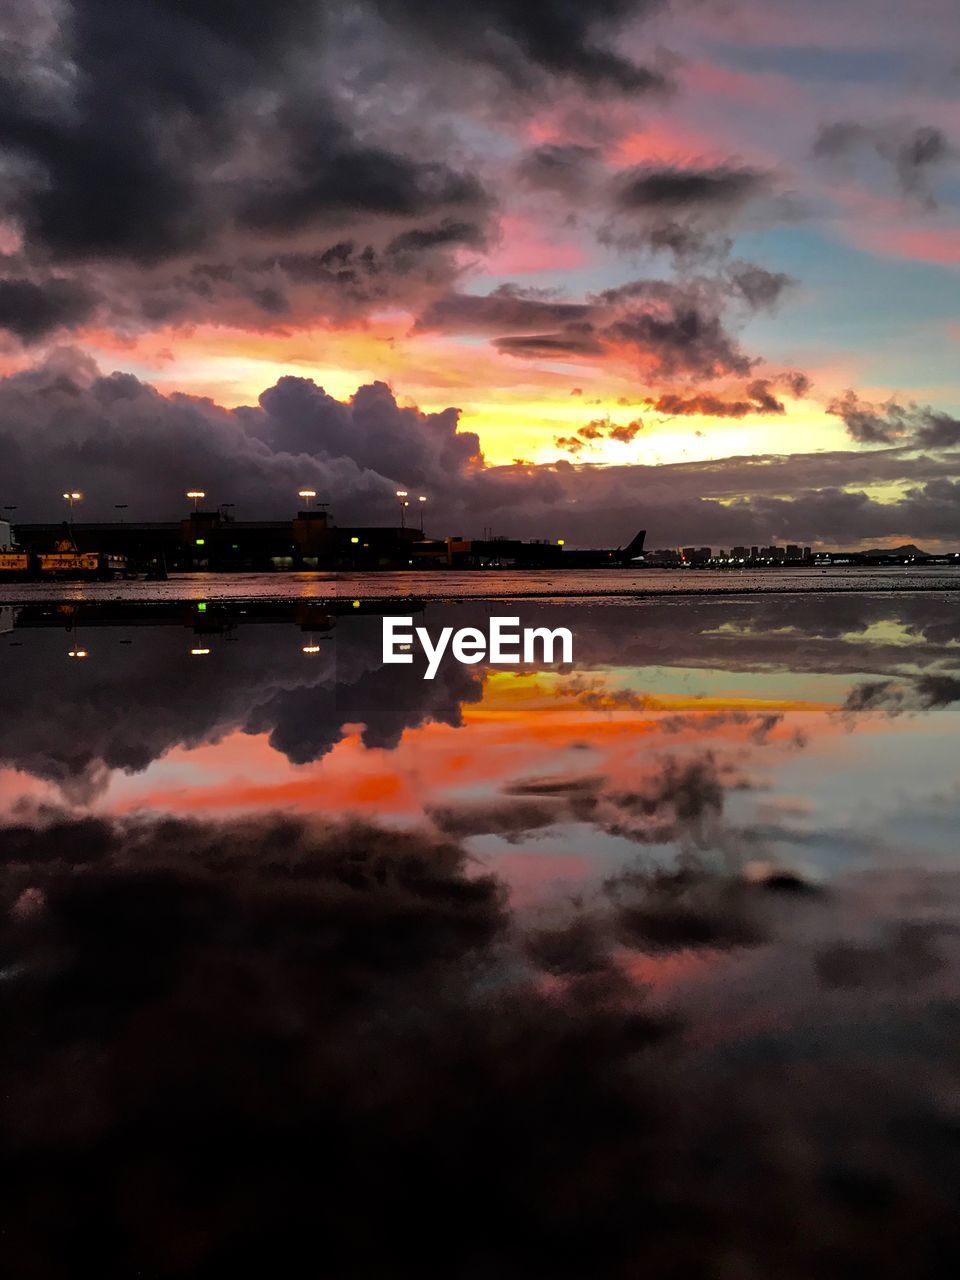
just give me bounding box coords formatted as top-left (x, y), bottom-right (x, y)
top-left (620, 528), bottom-right (646, 561)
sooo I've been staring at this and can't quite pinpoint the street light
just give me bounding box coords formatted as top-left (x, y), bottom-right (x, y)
top-left (299, 488), bottom-right (317, 509)
top-left (418, 495), bottom-right (427, 534)
top-left (62, 493), bottom-right (82, 526)
top-left (186, 489), bottom-right (206, 512)
top-left (396, 489), bottom-right (408, 529)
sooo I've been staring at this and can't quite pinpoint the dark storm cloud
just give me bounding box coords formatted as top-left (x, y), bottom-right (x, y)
top-left (602, 296), bottom-right (754, 377)
top-left (431, 272), bottom-right (777, 381)
top-left (0, 350), bottom-right (482, 522)
top-left (602, 163), bottom-right (777, 260)
top-left (594, 273), bottom-right (786, 377)
top-left (371, 0), bottom-right (670, 93)
top-left (814, 119), bottom-right (955, 204)
top-left (614, 164), bottom-right (769, 211)
top-left (0, 276), bottom-right (97, 342)
top-left (128, 225), bottom-right (491, 331)
top-left (0, 0), bottom-right (501, 345)
top-left (387, 220), bottom-right (487, 253)
top-left (0, 1), bottom-right (489, 265)
top-left (829, 390), bottom-right (960, 448)
top-left (0, 0), bottom-right (673, 343)
top-left (237, 120), bottom-right (488, 234)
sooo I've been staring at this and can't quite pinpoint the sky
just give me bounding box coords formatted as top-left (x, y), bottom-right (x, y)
top-left (1, 0), bottom-right (960, 547)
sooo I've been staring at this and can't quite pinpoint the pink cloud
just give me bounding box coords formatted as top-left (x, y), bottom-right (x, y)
top-left (481, 215), bottom-right (588, 275)
top-left (860, 225), bottom-right (960, 265)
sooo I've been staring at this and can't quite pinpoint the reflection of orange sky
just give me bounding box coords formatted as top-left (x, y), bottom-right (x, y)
top-left (106, 670), bottom-right (835, 826)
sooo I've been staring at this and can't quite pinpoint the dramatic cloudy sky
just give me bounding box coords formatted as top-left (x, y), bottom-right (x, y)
top-left (1, 0), bottom-right (960, 546)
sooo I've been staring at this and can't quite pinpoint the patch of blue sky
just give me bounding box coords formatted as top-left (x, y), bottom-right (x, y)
top-left (734, 226), bottom-right (960, 396)
top-left (704, 39), bottom-right (913, 86)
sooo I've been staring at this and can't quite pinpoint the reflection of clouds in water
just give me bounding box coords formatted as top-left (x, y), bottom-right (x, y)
top-left (0, 612), bottom-right (480, 797)
top-left (838, 673), bottom-right (960, 721)
top-left (1, 596), bottom-right (960, 891)
top-left (3, 808), bottom-right (960, 1275)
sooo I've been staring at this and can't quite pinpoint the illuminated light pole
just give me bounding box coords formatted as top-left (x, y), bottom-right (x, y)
top-left (299, 488), bottom-right (316, 509)
top-left (396, 490), bottom-right (408, 529)
top-left (418, 494), bottom-right (427, 534)
top-left (62, 493), bottom-right (82, 550)
top-left (186, 489), bottom-right (206, 512)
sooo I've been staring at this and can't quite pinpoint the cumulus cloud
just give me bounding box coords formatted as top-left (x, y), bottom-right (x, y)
top-left (4, 350), bottom-right (960, 547)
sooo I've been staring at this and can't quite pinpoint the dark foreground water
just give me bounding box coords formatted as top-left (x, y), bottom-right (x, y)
top-left (3, 593), bottom-right (960, 1276)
